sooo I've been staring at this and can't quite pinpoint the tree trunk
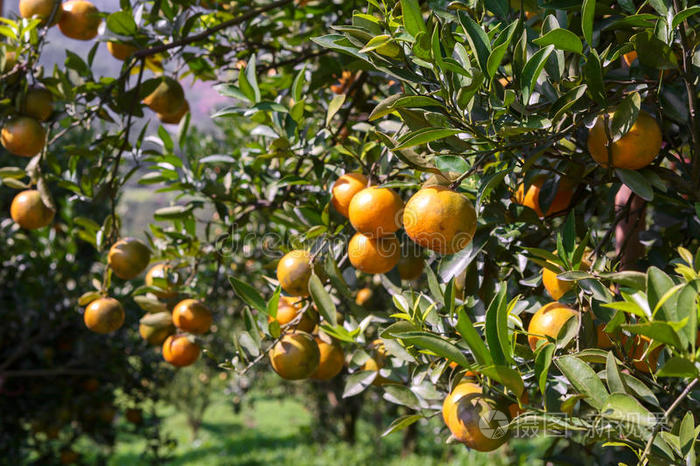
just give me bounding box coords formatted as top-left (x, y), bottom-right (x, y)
top-left (615, 185), bottom-right (646, 270)
top-left (401, 421), bottom-right (418, 457)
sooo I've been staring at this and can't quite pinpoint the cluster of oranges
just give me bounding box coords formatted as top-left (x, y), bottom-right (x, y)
top-left (81, 236), bottom-right (212, 368)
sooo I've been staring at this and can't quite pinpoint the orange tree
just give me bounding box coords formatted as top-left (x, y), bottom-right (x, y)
top-left (1, 0), bottom-right (700, 463)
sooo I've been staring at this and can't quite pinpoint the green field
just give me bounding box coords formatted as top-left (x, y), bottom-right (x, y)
top-left (105, 389), bottom-right (551, 466)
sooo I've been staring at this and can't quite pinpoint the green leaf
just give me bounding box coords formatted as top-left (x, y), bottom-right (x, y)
top-left (555, 355), bottom-right (608, 410)
top-left (245, 54), bottom-right (261, 103)
top-left (458, 12), bottom-right (492, 74)
top-left (677, 284), bottom-right (698, 351)
top-left (679, 412), bottom-right (696, 457)
top-left (343, 371), bottom-right (377, 398)
top-left (630, 31), bottom-right (678, 69)
top-left (550, 84), bottom-right (588, 122)
top-left (382, 414), bottom-right (423, 437)
top-left (599, 271), bottom-right (646, 290)
top-left (398, 331), bottom-right (469, 367)
top-left (616, 169), bottom-right (654, 202)
top-left (672, 6), bottom-right (700, 29)
top-left (533, 28), bottom-right (583, 54)
top-left (153, 205), bottom-right (194, 220)
top-left (646, 266), bottom-right (676, 322)
top-left (656, 357), bottom-right (698, 378)
top-left (535, 343), bottom-right (555, 397)
top-left (486, 20), bottom-right (518, 78)
top-left (266, 286), bottom-right (281, 318)
top-left (326, 93), bottom-right (346, 127)
top-left (229, 277), bottom-right (266, 314)
top-left (106, 11), bottom-right (137, 36)
top-left (605, 351), bottom-right (626, 394)
top-left (581, 0), bottom-right (596, 46)
top-left (480, 365), bottom-right (524, 397)
top-left (485, 284), bottom-right (512, 365)
top-left (308, 273), bottom-right (337, 326)
top-left (456, 308), bottom-right (493, 366)
top-left (394, 128), bottom-right (462, 150)
top-left (400, 0), bottom-right (427, 37)
top-left (610, 92), bottom-right (641, 142)
top-left (600, 393), bottom-right (656, 429)
top-left (520, 45), bottom-right (555, 102)
top-left (369, 95), bottom-right (446, 121)
top-left (621, 322), bottom-right (682, 349)
top-left (584, 51), bottom-right (606, 106)
top-left (383, 384), bottom-right (420, 409)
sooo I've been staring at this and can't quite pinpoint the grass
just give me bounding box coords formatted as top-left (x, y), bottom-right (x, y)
top-left (103, 388), bottom-right (552, 466)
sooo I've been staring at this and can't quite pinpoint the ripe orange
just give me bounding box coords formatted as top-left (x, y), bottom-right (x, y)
top-left (310, 337), bottom-right (344, 380)
top-left (1, 116), bottom-right (46, 157)
top-left (268, 296), bottom-right (318, 333)
top-left (19, 0), bottom-right (62, 25)
top-left (507, 390), bottom-right (529, 419)
top-left (624, 335), bottom-right (662, 373)
top-left (587, 111), bottom-right (662, 170)
top-left (172, 299), bottom-right (212, 334)
top-left (348, 232), bottom-right (400, 274)
top-left (106, 41), bottom-right (137, 61)
top-left (596, 323), bottom-right (614, 350)
top-left (276, 249), bottom-right (312, 297)
top-left (125, 408), bottom-right (142, 425)
top-left (348, 186), bottom-right (403, 237)
top-left (138, 312), bottom-right (174, 345)
top-left (145, 263), bottom-right (180, 299)
top-left (21, 86), bottom-right (54, 122)
top-left (83, 297), bottom-right (125, 334)
top-left (403, 186), bottom-right (476, 254)
top-left (107, 237), bottom-right (151, 280)
top-left (330, 70), bottom-right (356, 95)
top-left (10, 190), bottom-right (55, 230)
top-left (355, 287), bottom-right (373, 307)
top-left (514, 175), bottom-right (574, 218)
top-left (143, 76), bottom-right (186, 115)
top-left (397, 247), bottom-right (425, 280)
top-left (527, 302), bottom-right (577, 351)
top-left (268, 331), bottom-right (320, 380)
top-left (58, 0), bottom-right (101, 40)
top-left (361, 339), bottom-right (390, 385)
top-left (442, 383), bottom-right (508, 451)
top-left (623, 51), bottom-right (637, 67)
top-left (542, 252), bottom-right (591, 300)
top-left (157, 100), bottom-right (190, 124)
top-left (162, 334), bottom-right (200, 367)
top-left (331, 173), bottom-right (367, 218)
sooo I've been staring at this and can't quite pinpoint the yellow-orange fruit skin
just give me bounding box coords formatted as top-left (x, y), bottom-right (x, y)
top-left (1, 116), bottom-right (46, 157)
top-left (625, 335), bottom-right (662, 374)
top-left (172, 299), bottom-right (212, 334)
top-left (514, 176), bottom-right (574, 218)
top-left (268, 332), bottom-right (320, 380)
top-left (403, 186), bottom-right (477, 255)
top-left (587, 111), bottom-right (662, 170)
top-left (58, 0), bottom-right (101, 41)
top-left (348, 187), bottom-right (403, 237)
top-left (157, 100), bottom-right (190, 124)
top-left (348, 232), bottom-right (400, 275)
top-left (162, 334), bottom-right (200, 367)
top-left (310, 338), bottom-right (345, 380)
top-left (623, 51), bottom-right (637, 67)
top-left (19, 0), bottom-right (62, 25)
top-left (361, 339), bottom-right (390, 386)
top-left (276, 250), bottom-right (312, 297)
top-left (83, 297), bottom-right (125, 334)
top-left (10, 190), bottom-right (55, 230)
top-left (22, 86), bottom-right (54, 122)
top-left (143, 77), bottom-right (185, 115)
top-left (139, 321), bottom-right (174, 345)
top-left (397, 250), bottom-right (425, 280)
top-left (355, 287), bottom-right (373, 307)
top-left (144, 263), bottom-right (180, 299)
top-left (442, 383), bottom-right (508, 452)
top-left (542, 255), bottom-right (591, 300)
top-left (106, 41), bottom-right (137, 61)
top-left (527, 302), bottom-right (577, 351)
top-left (268, 296), bottom-right (318, 333)
top-left (107, 238), bottom-right (151, 280)
top-left (331, 173), bottom-right (367, 218)
top-left (596, 324), bottom-right (614, 350)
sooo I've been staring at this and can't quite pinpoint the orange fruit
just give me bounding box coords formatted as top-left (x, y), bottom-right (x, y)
top-left (268, 331), bottom-right (320, 380)
top-left (10, 190), bottom-right (55, 230)
top-left (623, 51), bottom-right (637, 67)
top-left (138, 312), bottom-right (174, 345)
top-left (276, 249), bottom-right (312, 297)
top-left (106, 41), bottom-right (137, 61)
top-left (125, 408), bottom-right (142, 425)
top-left (268, 296), bottom-right (318, 333)
top-left (514, 175), bottom-right (574, 218)
top-left (542, 252), bottom-right (591, 300)
top-left (355, 287), bottom-right (373, 307)
top-left (1, 116), bottom-right (46, 157)
top-left (403, 186), bottom-right (477, 254)
top-left (587, 111), bottom-right (662, 170)
top-left (527, 302), bottom-right (577, 351)
top-left (157, 100), bottom-right (190, 124)
top-left (145, 263), bottom-right (180, 299)
top-left (442, 383), bottom-right (508, 451)
top-left (19, 0), bottom-right (62, 25)
top-left (83, 297), bottom-right (125, 334)
top-left (21, 86), bottom-right (54, 122)
top-left (107, 237), bottom-right (151, 280)
top-left (596, 323), bottom-right (614, 350)
top-left (361, 339), bottom-right (391, 386)
top-left (348, 232), bottom-right (400, 274)
top-left (143, 76), bottom-right (186, 115)
top-left (624, 335), bottom-right (662, 374)
top-left (172, 299), bottom-right (212, 334)
top-left (58, 0), bottom-right (101, 40)
top-left (331, 173), bottom-right (367, 218)
top-left (162, 334), bottom-right (200, 367)
top-left (348, 186), bottom-right (403, 237)
top-left (507, 390), bottom-right (529, 419)
top-left (310, 337), bottom-right (344, 380)
top-left (330, 70), bottom-right (356, 95)
top-left (397, 247), bottom-right (425, 280)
